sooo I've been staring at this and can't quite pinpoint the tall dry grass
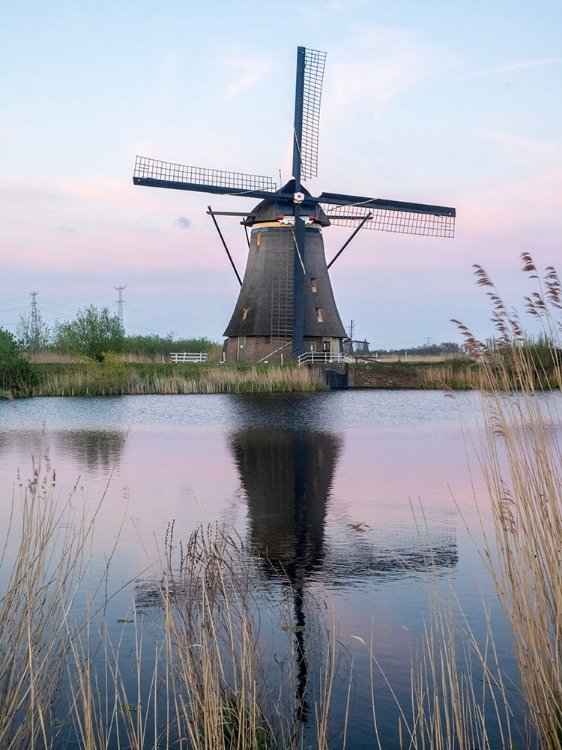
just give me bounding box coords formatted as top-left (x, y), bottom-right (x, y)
top-left (62, 523), bottom-right (340, 750)
top-left (418, 361), bottom-right (482, 390)
top-left (153, 524), bottom-right (338, 750)
top-left (349, 250), bottom-right (562, 748)
top-left (31, 361), bottom-right (328, 396)
top-left (0, 478), bottom-right (339, 749)
top-left (453, 253), bottom-right (562, 747)
top-left (350, 516), bottom-right (516, 750)
top-left (0, 465), bottom-right (107, 749)
top-left (10, 254), bottom-right (562, 748)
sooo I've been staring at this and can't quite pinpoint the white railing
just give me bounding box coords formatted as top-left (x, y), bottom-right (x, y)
top-left (297, 352), bottom-right (346, 366)
top-left (170, 352), bottom-right (208, 363)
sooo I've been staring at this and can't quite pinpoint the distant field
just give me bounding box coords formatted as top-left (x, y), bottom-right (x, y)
top-left (354, 354), bottom-right (462, 364)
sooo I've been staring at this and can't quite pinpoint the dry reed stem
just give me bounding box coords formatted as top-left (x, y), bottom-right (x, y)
top-left (456, 254), bottom-right (562, 747)
top-left (0, 466), bottom-right (102, 748)
top-left (31, 363), bottom-right (327, 396)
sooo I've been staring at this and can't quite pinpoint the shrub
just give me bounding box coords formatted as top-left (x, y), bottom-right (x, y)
top-left (0, 328), bottom-right (37, 397)
top-left (16, 310), bottom-right (52, 352)
top-left (122, 334), bottom-right (220, 358)
top-left (54, 306), bottom-right (125, 362)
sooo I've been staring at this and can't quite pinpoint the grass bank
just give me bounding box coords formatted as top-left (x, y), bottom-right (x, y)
top-left (353, 350), bottom-right (561, 391)
top-left (30, 359), bottom-right (328, 396)
top-left (7, 352), bottom-right (560, 398)
top-left (17, 357), bottom-right (538, 397)
top-left (351, 357), bottom-right (480, 389)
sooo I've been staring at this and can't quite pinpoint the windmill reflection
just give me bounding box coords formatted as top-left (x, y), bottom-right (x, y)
top-left (230, 429), bottom-right (339, 574)
top-left (229, 424), bottom-right (458, 725)
top-left (229, 425), bottom-right (459, 580)
top-left (229, 428), bottom-right (341, 723)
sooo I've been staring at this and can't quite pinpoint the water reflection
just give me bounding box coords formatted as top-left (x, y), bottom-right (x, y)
top-left (0, 430), bottom-right (49, 462)
top-left (230, 429), bottom-right (339, 575)
top-left (230, 427), bottom-right (339, 723)
top-left (229, 426), bottom-right (458, 583)
top-left (56, 429), bottom-right (127, 473)
top-left (229, 423), bottom-right (458, 728)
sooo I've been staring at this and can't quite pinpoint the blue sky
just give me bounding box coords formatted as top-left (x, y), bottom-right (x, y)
top-left (1, 0), bottom-right (561, 348)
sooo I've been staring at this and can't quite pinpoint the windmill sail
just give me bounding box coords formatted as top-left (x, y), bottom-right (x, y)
top-left (133, 156), bottom-right (277, 198)
top-left (294, 47), bottom-right (326, 182)
top-left (319, 193), bottom-right (456, 237)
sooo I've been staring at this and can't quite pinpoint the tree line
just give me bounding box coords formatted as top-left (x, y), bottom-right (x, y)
top-left (374, 342), bottom-right (461, 356)
top-left (14, 305), bottom-right (220, 361)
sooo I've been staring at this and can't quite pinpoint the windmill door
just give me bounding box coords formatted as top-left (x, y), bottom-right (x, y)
top-left (238, 336), bottom-right (246, 362)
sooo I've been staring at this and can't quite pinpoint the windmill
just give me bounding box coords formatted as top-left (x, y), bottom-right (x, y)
top-left (133, 47), bottom-right (455, 362)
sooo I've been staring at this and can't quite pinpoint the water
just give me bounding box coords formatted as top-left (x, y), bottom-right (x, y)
top-left (0, 391), bottom-right (521, 747)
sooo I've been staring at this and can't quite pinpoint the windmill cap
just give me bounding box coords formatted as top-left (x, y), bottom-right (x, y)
top-left (243, 179), bottom-right (331, 227)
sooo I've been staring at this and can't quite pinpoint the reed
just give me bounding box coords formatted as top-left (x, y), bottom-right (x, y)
top-left (417, 359), bottom-right (482, 390)
top-left (158, 525), bottom-right (282, 749)
top-left (0, 465), bottom-right (104, 749)
top-left (350, 516), bottom-right (516, 750)
top-left (31, 361), bottom-right (328, 396)
top-left (152, 523), bottom-right (338, 749)
top-left (0, 479), bottom-right (339, 749)
top-left (375, 255), bottom-right (562, 748)
top-left (9, 255), bottom-right (562, 748)
top-left (453, 253), bottom-right (562, 747)
top-left (58, 523), bottom-right (339, 749)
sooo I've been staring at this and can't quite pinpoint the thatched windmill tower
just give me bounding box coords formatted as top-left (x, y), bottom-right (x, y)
top-left (134, 47), bottom-right (455, 362)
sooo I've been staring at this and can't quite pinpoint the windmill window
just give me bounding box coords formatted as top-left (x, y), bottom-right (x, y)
top-left (311, 278), bottom-right (318, 293)
top-left (242, 307), bottom-right (250, 321)
top-left (316, 308), bottom-right (324, 323)
top-left (256, 232), bottom-right (261, 248)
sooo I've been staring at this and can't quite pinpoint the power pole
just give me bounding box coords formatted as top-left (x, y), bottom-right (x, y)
top-left (115, 286), bottom-right (126, 327)
top-left (30, 291), bottom-right (39, 324)
top-left (347, 320), bottom-right (355, 353)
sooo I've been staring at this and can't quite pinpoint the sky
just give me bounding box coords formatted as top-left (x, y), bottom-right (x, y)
top-left (1, 0), bottom-right (561, 350)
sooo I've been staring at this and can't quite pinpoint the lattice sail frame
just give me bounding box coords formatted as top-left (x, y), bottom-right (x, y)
top-left (300, 48), bottom-right (326, 181)
top-left (321, 203), bottom-right (456, 238)
top-left (134, 156), bottom-right (277, 193)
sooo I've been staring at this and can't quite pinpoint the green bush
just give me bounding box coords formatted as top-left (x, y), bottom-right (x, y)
top-left (0, 328), bottom-right (38, 397)
top-left (122, 334), bottom-right (220, 358)
top-left (54, 306), bottom-right (125, 362)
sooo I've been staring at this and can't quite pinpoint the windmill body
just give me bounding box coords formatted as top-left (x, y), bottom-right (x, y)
top-left (223, 181), bottom-right (346, 363)
top-left (133, 47), bottom-right (455, 361)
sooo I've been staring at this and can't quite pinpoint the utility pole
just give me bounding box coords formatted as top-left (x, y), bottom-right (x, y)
top-left (30, 291), bottom-right (39, 324)
top-left (115, 286), bottom-right (126, 327)
top-left (347, 320), bottom-right (355, 353)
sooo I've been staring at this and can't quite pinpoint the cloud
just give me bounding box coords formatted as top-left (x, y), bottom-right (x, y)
top-left (298, 0), bottom-right (370, 21)
top-left (221, 55), bottom-right (275, 101)
top-left (322, 27), bottom-right (458, 125)
top-left (176, 216), bottom-right (192, 229)
top-left (464, 57), bottom-right (562, 79)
